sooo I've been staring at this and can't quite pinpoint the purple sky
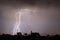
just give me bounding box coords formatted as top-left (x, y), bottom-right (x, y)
top-left (0, 0), bottom-right (60, 35)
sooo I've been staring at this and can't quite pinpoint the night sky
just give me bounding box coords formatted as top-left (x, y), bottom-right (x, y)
top-left (0, 0), bottom-right (60, 35)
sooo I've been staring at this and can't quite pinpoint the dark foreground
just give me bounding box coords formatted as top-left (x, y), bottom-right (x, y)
top-left (0, 32), bottom-right (60, 40)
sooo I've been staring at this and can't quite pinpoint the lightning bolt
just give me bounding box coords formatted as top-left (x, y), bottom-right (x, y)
top-left (13, 10), bottom-right (21, 35)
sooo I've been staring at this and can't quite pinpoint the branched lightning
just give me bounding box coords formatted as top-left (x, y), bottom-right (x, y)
top-left (12, 8), bottom-right (31, 35)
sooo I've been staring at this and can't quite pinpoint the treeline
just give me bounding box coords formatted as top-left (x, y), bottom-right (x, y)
top-left (0, 32), bottom-right (60, 40)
